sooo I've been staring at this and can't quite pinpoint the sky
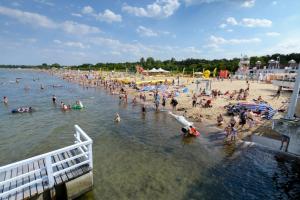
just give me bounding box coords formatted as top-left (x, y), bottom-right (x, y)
top-left (0, 0), bottom-right (300, 65)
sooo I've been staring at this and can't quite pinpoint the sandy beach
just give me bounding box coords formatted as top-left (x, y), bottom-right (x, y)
top-left (49, 69), bottom-right (291, 141)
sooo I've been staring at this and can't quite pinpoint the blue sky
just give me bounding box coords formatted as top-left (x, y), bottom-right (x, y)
top-left (0, 0), bottom-right (300, 65)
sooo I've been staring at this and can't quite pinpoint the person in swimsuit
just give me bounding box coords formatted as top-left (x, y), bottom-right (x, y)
top-left (52, 95), bottom-right (56, 103)
top-left (3, 96), bottom-right (8, 104)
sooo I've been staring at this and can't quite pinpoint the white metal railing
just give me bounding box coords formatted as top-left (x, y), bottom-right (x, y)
top-left (0, 125), bottom-right (93, 199)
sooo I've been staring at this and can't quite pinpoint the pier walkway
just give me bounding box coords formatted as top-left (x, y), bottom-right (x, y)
top-left (0, 125), bottom-right (93, 200)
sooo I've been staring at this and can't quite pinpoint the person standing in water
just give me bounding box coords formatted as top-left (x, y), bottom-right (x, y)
top-left (162, 95), bottom-right (166, 110)
top-left (3, 96), bottom-right (8, 104)
top-left (154, 92), bottom-right (160, 111)
top-left (52, 95), bottom-right (57, 103)
top-left (115, 113), bottom-right (121, 122)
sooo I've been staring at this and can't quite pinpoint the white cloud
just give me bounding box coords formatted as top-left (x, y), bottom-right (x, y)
top-left (0, 6), bottom-right (57, 28)
top-left (207, 35), bottom-right (261, 48)
top-left (226, 29), bottom-right (233, 32)
top-left (241, 0), bottom-right (255, 8)
top-left (86, 35), bottom-right (201, 60)
top-left (82, 6), bottom-right (94, 14)
top-left (184, 0), bottom-right (224, 6)
top-left (53, 39), bottom-right (62, 44)
top-left (34, 0), bottom-right (54, 7)
top-left (71, 13), bottom-right (82, 17)
top-left (265, 38), bottom-right (300, 54)
top-left (223, 17), bottom-right (272, 28)
top-left (266, 32), bottom-right (280, 36)
top-left (64, 42), bottom-right (88, 49)
top-left (61, 21), bottom-right (100, 35)
top-left (241, 18), bottom-right (272, 27)
top-left (226, 17), bottom-right (238, 25)
top-left (96, 9), bottom-right (122, 23)
top-left (0, 6), bottom-right (100, 35)
top-left (122, 0), bottom-right (180, 18)
top-left (81, 6), bottom-right (122, 23)
top-left (53, 40), bottom-right (89, 49)
top-left (136, 26), bottom-right (158, 37)
top-left (219, 23), bottom-right (227, 28)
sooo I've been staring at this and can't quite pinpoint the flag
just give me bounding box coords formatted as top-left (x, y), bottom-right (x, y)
top-left (213, 68), bottom-right (217, 77)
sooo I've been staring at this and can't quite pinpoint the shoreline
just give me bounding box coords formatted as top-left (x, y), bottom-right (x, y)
top-left (45, 69), bottom-right (291, 143)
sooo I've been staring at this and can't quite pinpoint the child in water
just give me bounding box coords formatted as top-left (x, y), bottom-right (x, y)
top-left (115, 113), bottom-right (121, 122)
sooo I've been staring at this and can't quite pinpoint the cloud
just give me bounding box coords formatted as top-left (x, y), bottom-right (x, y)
top-left (81, 6), bottom-right (122, 23)
top-left (71, 13), bottom-right (82, 17)
top-left (0, 6), bottom-right (101, 35)
top-left (122, 0), bottom-right (180, 18)
top-left (136, 26), bottom-right (158, 37)
top-left (96, 9), bottom-right (122, 23)
top-left (206, 35), bottom-right (261, 49)
top-left (61, 21), bottom-right (100, 35)
top-left (53, 39), bottom-right (62, 44)
top-left (184, 0), bottom-right (224, 6)
top-left (241, 0), bottom-right (255, 8)
top-left (266, 32), bottom-right (280, 36)
top-left (223, 17), bottom-right (272, 28)
top-left (219, 23), bottom-right (227, 28)
top-left (34, 0), bottom-right (54, 7)
top-left (82, 6), bottom-right (94, 14)
top-left (0, 6), bottom-right (57, 28)
top-left (265, 38), bottom-right (300, 54)
top-left (241, 18), bottom-right (272, 27)
top-left (53, 40), bottom-right (89, 49)
top-left (86, 35), bottom-right (201, 60)
top-left (136, 26), bottom-right (175, 37)
top-left (272, 1), bottom-right (277, 5)
top-left (226, 17), bottom-right (238, 25)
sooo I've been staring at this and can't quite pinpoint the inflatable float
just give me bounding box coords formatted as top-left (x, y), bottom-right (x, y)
top-left (72, 105), bottom-right (83, 109)
top-left (12, 107), bottom-right (33, 113)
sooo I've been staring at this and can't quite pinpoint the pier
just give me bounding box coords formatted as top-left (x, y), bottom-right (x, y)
top-left (0, 125), bottom-right (93, 200)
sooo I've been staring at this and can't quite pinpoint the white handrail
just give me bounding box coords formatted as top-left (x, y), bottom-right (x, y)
top-left (0, 125), bottom-right (93, 199)
top-left (0, 141), bottom-right (90, 172)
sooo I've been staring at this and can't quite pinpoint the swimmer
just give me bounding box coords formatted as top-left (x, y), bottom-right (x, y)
top-left (115, 113), bottom-right (121, 122)
top-left (52, 95), bottom-right (56, 103)
top-left (3, 96), bottom-right (8, 104)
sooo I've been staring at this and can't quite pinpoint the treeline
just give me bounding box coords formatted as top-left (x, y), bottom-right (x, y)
top-left (1, 53), bottom-right (299, 74)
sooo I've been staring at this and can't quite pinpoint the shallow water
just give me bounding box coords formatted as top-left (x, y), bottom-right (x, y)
top-left (0, 69), bottom-right (299, 200)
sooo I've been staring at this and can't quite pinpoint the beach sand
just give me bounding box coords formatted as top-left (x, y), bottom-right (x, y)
top-left (50, 69), bottom-right (291, 141)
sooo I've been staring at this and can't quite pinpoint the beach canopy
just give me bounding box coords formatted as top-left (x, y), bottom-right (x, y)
top-left (157, 68), bottom-right (170, 73)
top-left (149, 68), bottom-right (159, 73)
top-left (194, 72), bottom-right (203, 75)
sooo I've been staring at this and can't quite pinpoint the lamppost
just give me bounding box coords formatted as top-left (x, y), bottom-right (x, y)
top-left (285, 63), bottom-right (300, 120)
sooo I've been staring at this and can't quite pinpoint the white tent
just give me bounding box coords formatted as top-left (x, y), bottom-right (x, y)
top-left (157, 68), bottom-right (170, 73)
top-left (149, 68), bottom-right (159, 73)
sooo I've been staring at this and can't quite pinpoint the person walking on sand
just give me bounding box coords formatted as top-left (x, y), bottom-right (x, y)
top-left (273, 86), bottom-right (282, 99)
top-left (192, 94), bottom-right (197, 107)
